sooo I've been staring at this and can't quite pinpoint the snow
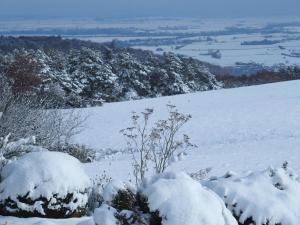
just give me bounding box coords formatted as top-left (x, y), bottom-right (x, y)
top-left (0, 151), bottom-right (91, 214)
top-left (0, 216), bottom-right (94, 225)
top-left (79, 80), bottom-right (300, 181)
top-left (93, 204), bottom-right (118, 225)
top-left (142, 172), bottom-right (237, 225)
top-left (205, 167), bottom-right (300, 225)
top-left (143, 33), bottom-right (300, 67)
top-left (1, 136), bottom-right (48, 158)
top-left (102, 180), bottom-right (128, 203)
top-left (1, 81), bottom-right (300, 224)
top-left (2, 17), bottom-right (300, 67)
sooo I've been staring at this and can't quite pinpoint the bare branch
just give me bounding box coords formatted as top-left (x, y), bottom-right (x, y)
top-left (121, 105), bottom-right (195, 185)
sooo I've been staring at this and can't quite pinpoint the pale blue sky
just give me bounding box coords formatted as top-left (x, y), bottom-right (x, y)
top-left (0, 0), bottom-right (299, 19)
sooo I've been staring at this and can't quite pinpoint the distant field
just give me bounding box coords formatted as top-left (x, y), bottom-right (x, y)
top-left (1, 17), bottom-right (300, 67)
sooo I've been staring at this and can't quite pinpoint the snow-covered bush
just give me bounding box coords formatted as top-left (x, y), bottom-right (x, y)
top-left (206, 165), bottom-right (300, 225)
top-left (93, 180), bottom-right (161, 225)
top-left (52, 143), bottom-right (96, 163)
top-left (93, 172), bottom-right (237, 225)
top-left (0, 71), bottom-right (86, 151)
top-left (94, 204), bottom-right (118, 225)
top-left (0, 134), bottom-right (47, 177)
top-left (0, 134), bottom-right (47, 160)
top-left (0, 151), bottom-right (91, 218)
top-left (143, 172), bottom-right (237, 225)
top-left (189, 167), bottom-right (212, 181)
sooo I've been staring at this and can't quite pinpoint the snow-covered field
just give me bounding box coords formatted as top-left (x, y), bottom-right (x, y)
top-left (1, 80), bottom-right (300, 224)
top-left (69, 18), bottom-right (300, 67)
top-left (78, 80), bottom-right (300, 181)
top-left (140, 33), bottom-right (300, 67)
top-left (75, 18), bottom-right (300, 67)
top-left (1, 17), bottom-right (300, 67)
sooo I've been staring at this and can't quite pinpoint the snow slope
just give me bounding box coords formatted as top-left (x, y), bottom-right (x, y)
top-left (1, 80), bottom-right (300, 224)
top-left (80, 80), bottom-right (300, 181)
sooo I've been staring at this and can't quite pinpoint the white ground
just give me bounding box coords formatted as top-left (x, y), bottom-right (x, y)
top-left (1, 80), bottom-right (300, 224)
top-left (0, 216), bottom-right (94, 225)
top-left (80, 80), bottom-right (300, 181)
top-left (2, 17), bottom-right (300, 66)
top-left (135, 31), bottom-right (300, 67)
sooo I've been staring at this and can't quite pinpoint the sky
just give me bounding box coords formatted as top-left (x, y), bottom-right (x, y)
top-left (0, 0), bottom-right (299, 19)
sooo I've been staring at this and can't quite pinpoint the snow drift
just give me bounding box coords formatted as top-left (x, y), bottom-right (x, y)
top-left (93, 172), bottom-right (237, 225)
top-left (142, 172), bottom-right (237, 225)
top-left (0, 151), bottom-right (91, 218)
top-left (93, 204), bottom-right (118, 225)
top-left (206, 166), bottom-right (300, 225)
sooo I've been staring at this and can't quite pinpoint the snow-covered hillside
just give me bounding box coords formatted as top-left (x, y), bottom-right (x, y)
top-left (1, 80), bottom-right (300, 225)
top-left (79, 80), bottom-right (300, 181)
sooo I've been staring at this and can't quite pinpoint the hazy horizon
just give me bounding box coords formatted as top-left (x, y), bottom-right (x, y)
top-left (0, 0), bottom-right (299, 20)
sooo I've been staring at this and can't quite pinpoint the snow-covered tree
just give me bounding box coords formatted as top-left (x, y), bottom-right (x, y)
top-left (0, 37), bottom-right (223, 108)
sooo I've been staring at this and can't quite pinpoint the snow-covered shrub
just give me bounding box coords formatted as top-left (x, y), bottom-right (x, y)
top-left (143, 172), bottom-right (237, 225)
top-left (0, 134), bottom-right (47, 160)
top-left (206, 165), bottom-right (300, 225)
top-left (94, 172), bottom-right (237, 225)
top-left (37, 109), bottom-right (86, 148)
top-left (93, 180), bottom-right (161, 225)
top-left (0, 151), bottom-right (91, 218)
top-left (100, 181), bottom-right (136, 213)
top-left (0, 74), bottom-right (86, 151)
top-left (189, 167), bottom-right (212, 181)
top-left (111, 188), bottom-right (136, 212)
top-left (52, 143), bottom-right (96, 163)
top-left (93, 204), bottom-right (118, 225)
top-left (0, 134), bottom-right (48, 178)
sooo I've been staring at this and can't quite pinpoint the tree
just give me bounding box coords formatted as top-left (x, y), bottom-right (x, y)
top-left (0, 75), bottom-right (12, 114)
top-left (0, 52), bottom-right (86, 152)
top-left (5, 51), bottom-right (43, 94)
top-left (0, 54), bottom-right (86, 149)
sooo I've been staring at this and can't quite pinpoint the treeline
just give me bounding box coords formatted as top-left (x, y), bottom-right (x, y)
top-left (0, 36), bottom-right (106, 52)
top-left (0, 36), bottom-right (220, 108)
top-left (1, 36), bottom-right (299, 108)
top-left (216, 67), bottom-right (300, 88)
